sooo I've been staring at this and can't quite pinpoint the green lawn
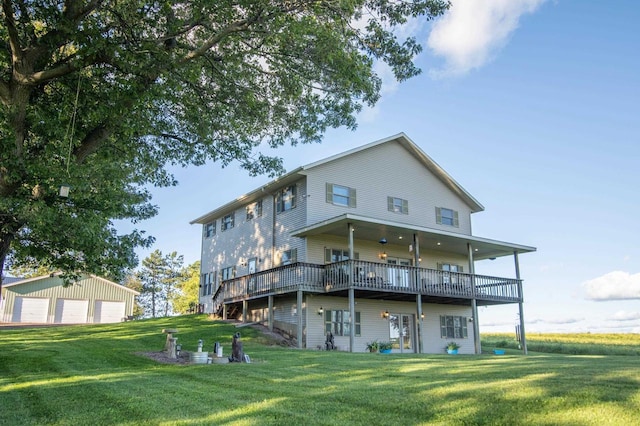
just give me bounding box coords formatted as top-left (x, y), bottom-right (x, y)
top-left (1, 316), bottom-right (639, 425)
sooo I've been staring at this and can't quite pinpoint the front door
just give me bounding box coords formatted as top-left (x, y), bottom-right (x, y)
top-left (388, 313), bottom-right (414, 353)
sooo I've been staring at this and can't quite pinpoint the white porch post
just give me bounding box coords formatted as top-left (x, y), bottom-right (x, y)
top-left (348, 223), bottom-right (355, 353)
top-left (468, 243), bottom-right (481, 354)
top-left (297, 289), bottom-right (303, 349)
top-left (268, 295), bottom-right (274, 331)
top-left (414, 233), bottom-right (423, 354)
top-left (515, 251), bottom-right (528, 355)
top-left (242, 299), bottom-right (248, 323)
top-left (222, 303), bottom-right (227, 320)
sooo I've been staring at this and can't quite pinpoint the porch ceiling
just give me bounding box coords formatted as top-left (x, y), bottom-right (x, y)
top-left (290, 214), bottom-right (536, 261)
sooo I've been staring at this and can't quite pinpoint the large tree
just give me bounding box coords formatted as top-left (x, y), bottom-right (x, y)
top-left (0, 0), bottom-right (449, 288)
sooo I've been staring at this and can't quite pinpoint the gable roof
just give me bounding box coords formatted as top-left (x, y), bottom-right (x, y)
top-left (3, 273), bottom-right (140, 295)
top-left (191, 133), bottom-right (483, 224)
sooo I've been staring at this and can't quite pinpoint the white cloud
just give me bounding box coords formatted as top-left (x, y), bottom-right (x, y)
top-left (609, 310), bottom-right (640, 321)
top-left (583, 271), bottom-right (640, 301)
top-left (528, 317), bottom-right (583, 325)
top-left (427, 0), bottom-right (547, 77)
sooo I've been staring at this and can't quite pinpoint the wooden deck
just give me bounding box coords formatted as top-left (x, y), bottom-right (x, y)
top-left (213, 260), bottom-right (522, 311)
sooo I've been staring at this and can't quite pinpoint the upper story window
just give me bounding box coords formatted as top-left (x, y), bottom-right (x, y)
top-left (388, 196), bottom-right (408, 214)
top-left (281, 248), bottom-right (298, 266)
top-left (246, 200), bottom-right (263, 221)
top-left (436, 207), bottom-right (459, 227)
top-left (221, 213), bottom-right (235, 231)
top-left (326, 183), bottom-right (356, 207)
top-left (221, 266), bottom-right (236, 281)
top-left (276, 185), bottom-right (297, 213)
top-left (204, 221), bottom-right (216, 238)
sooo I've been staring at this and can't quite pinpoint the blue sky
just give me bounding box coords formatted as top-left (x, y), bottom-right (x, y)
top-left (127, 0), bottom-right (640, 333)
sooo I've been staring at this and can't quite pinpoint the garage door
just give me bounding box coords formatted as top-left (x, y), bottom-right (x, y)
top-left (94, 301), bottom-right (125, 323)
top-left (54, 299), bottom-right (89, 324)
top-left (12, 297), bottom-right (49, 323)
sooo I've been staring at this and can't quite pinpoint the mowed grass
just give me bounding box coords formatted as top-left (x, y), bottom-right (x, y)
top-left (0, 316), bottom-right (638, 426)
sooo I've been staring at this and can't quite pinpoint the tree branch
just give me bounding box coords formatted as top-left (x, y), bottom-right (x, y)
top-left (178, 8), bottom-right (266, 65)
top-left (2, 0), bottom-right (24, 64)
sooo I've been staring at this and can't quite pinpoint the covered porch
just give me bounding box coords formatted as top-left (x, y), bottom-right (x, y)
top-left (215, 213), bottom-right (535, 354)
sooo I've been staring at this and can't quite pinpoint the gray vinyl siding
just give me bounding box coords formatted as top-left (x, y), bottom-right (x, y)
top-left (199, 180), bottom-right (308, 311)
top-left (304, 297), bottom-right (476, 354)
top-left (303, 141), bottom-right (473, 235)
top-left (422, 303), bottom-right (475, 354)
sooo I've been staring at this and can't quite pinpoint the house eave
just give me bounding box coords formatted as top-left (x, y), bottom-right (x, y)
top-left (290, 213), bottom-right (535, 260)
top-left (189, 166), bottom-right (305, 225)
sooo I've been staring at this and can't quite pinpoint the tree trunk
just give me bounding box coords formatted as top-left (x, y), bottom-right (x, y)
top-left (0, 227), bottom-right (16, 290)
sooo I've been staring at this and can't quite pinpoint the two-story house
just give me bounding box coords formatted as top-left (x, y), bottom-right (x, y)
top-left (191, 133), bottom-right (535, 354)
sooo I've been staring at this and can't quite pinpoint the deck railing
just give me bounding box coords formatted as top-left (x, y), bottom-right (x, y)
top-left (212, 260), bottom-right (522, 309)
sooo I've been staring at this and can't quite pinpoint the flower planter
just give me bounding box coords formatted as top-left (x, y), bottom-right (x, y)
top-left (493, 349), bottom-right (505, 355)
top-left (379, 349), bottom-right (392, 354)
top-left (447, 349), bottom-right (458, 355)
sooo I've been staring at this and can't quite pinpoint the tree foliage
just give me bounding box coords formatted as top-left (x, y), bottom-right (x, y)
top-left (171, 260), bottom-right (200, 315)
top-left (0, 0), bottom-right (450, 288)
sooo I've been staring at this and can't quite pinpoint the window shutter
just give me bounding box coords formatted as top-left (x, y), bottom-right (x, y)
top-left (291, 185), bottom-right (297, 209)
top-left (354, 252), bottom-right (359, 260)
top-left (291, 248), bottom-right (298, 263)
top-left (437, 262), bottom-right (443, 271)
top-left (436, 207), bottom-right (442, 224)
top-left (276, 192), bottom-right (282, 213)
top-left (459, 265), bottom-right (463, 272)
top-left (325, 248), bottom-right (331, 263)
top-left (348, 188), bottom-right (356, 208)
top-left (387, 196), bottom-right (394, 211)
top-left (326, 183), bottom-right (333, 203)
top-left (402, 199), bottom-right (409, 214)
top-left (453, 210), bottom-right (459, 227)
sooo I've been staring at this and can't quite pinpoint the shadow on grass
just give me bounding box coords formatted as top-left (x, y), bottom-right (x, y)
top-left (1, 316), bottom-right (639, 425)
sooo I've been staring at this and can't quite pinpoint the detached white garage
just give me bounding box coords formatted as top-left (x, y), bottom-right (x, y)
top-left (1, 274), bottom-right (139, 324)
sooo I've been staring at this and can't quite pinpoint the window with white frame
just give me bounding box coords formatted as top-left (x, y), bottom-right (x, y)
top-left (324, 310), bottom-right (361, 336)
top-left (246, 200), bottom-right (263, 220)
top-left (221, 213), bottom-right (235, 231)
top-left (388, 196), bottom-right (408, 214)
top-left (221, 266), bottom-right (236, 281)
top-left (200, 272), bottom-right (214, 296)
top-left (204, 221), bottom-right (216, 238)
top-left (436, 207), bottom-right (459, 227)
top-left (440, 315), bottom-right (468, 339)
top-left (324, 248), bottom-right (359, 263)
top-left (281, 248), bottom-right (297, 265)
top-left (438, 263), bottom-right (464, 272)
top-left (326, 183), bottom-right (356, 207)
top-left (276, 185), bottom-right (297, 213)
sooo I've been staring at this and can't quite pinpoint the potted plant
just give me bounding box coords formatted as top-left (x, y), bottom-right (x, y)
top-left (366, 340), bottom-right (380, 353)
top-left (378, 341), bottom-right (393, 354)
top-left (446, 341), bottom-right (460, 355)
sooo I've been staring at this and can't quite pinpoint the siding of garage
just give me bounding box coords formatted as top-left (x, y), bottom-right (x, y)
top-left (1, 275), bottom-right (137, 323)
